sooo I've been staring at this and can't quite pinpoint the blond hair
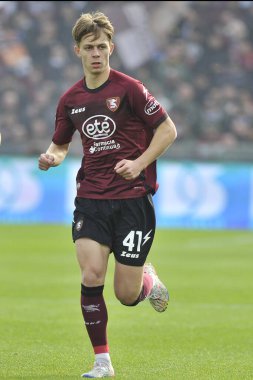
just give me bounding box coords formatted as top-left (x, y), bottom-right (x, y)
top-left (72, 11), bottom-right (114, 45)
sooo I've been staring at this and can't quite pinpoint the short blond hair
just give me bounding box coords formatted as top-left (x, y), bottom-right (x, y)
top-left (72, 11), bottom-right (114, 45)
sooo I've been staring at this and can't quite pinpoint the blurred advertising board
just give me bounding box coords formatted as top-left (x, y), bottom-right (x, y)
top-left (154, 161), bottom-right (252, 229)
top-left (0, 157), bottom-right (252, 229)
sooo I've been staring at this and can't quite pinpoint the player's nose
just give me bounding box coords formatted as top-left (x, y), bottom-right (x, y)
top-left (92, 47), bottom-right (100, 56)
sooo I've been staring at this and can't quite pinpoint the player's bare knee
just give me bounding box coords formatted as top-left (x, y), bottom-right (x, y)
top-left (82, 268), bottom-right (105, 287)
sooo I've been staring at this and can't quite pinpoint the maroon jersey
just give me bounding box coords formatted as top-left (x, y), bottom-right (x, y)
top-left (52, 69), bottom-right (168, 199)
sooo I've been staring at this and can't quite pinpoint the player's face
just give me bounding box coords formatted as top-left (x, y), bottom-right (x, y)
top-left (75, 31), bottom-right (114, 76)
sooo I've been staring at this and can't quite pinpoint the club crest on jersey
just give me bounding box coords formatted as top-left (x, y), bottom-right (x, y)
top-left (106, 97), bottom-right (120, 112)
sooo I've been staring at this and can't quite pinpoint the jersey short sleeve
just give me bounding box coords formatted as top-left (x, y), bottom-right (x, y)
top-left (52, 96), bottom-right (76, 145)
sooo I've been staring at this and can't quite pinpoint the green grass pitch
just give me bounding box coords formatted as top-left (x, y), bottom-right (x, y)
top-left (0, 225), bottom-right (252, 379)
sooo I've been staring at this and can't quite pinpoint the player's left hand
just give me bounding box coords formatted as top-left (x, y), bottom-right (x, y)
top-left (114, 159), bottom-right (142, 180)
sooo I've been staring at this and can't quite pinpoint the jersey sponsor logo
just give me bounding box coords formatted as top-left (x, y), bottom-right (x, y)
top-left (106, 97), bottom-right (120, 112)
top-left (89, 139), bottom-right (120, 154)
top-left (82, 115), bottom-right (116, 140)
top-left (71, 106), bottom-right (86, 114)
top-left (144, 97), bottom-right (161, 115)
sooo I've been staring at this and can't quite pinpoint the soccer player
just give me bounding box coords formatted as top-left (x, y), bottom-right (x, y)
top-left (38, 11), bottom-right (177, 378)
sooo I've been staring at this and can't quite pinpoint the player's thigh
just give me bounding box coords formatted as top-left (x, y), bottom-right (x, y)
top-left (75, 238), bottom-right (110, 286)
top-left (72, 197), bottom-right (112, 285)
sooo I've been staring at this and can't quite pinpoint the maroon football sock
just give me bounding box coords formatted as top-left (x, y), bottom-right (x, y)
top-left (81, 284), bottom-right (109, 354)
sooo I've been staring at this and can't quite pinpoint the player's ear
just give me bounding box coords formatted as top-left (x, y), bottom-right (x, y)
top-left (74, 45), bottom-right (81, 58)
top-left (109, 42), bottom-right (114, 56)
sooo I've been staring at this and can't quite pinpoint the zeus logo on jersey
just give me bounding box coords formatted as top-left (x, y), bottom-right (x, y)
top-left (144, 97), bottom-right (161, 115)
top-left (82, 115), bottom-right (116, 139)
top-left (71, 107), bottom-right (86, 114)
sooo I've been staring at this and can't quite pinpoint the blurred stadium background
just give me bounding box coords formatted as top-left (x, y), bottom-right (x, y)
top-left (1, 0), bottom-right (253, 228)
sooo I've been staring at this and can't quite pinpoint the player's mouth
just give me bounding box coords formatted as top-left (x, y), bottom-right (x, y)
top-left (91, 62), bottom-right (101, 68)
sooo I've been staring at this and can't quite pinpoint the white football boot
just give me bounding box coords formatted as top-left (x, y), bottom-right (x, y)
top-left (144, 263), bottom-right (169, 312)
top-left (81, 359), bottom-right (115, 378)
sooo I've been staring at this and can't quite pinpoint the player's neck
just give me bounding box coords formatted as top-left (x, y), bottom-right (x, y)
top-left (85, 68), bottom-right (111, 89)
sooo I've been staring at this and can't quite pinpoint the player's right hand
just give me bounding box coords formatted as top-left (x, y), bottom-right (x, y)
top-left (38, 153), bottom-right (55, 171)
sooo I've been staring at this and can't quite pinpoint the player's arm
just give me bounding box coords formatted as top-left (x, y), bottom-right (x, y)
top-left (114, 116), bottom-right (177, 180)
top-left (38, 142), bottom-right (70, 171)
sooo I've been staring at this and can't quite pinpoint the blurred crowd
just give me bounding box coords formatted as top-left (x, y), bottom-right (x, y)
top-left (1, 0), bottom-right (253, 160)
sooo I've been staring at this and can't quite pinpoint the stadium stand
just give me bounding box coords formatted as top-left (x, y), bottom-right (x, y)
top-left (1, 1), bottom-right (253, 160)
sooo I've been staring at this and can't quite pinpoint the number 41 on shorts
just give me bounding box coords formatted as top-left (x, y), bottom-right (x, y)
top-left (122, 230), bottom-right (153, 252)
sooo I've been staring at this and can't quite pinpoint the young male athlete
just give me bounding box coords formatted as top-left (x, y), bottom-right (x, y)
top-left (38, 11), bottom-right (177, 378)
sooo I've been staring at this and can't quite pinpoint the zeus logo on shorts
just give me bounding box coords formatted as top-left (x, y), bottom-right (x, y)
top-left (121, 251), bottom-right (140, 258)
top-left (82, 115), bottom-right (116, 139)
